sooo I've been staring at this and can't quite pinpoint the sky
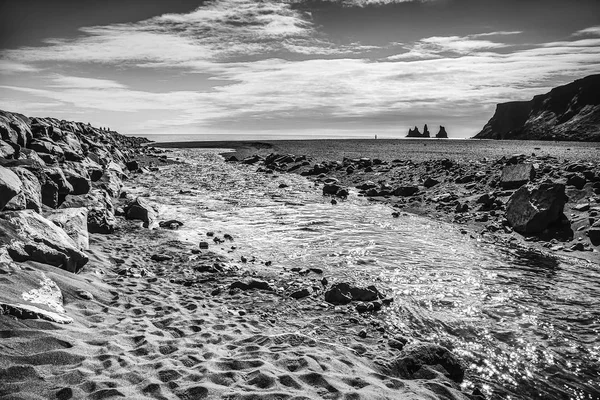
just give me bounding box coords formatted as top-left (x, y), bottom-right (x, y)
top-left (1, 0), bottom-right (600, 140)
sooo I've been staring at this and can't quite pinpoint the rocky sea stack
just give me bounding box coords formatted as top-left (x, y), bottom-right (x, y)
top-left (407, 124), bottom-right (448, 138)
top-left (475, 74), bottom-right (600, 141)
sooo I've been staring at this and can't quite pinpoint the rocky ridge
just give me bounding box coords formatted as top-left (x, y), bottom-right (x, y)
top-left (475, 74), bottom-right (600, 141)
top-left (0, 109), bottom-right (169, 321)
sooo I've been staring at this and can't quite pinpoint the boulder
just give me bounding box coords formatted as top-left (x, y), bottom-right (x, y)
top-left (230, 279), bottom-right (273, 291)
top-left (4, 168), bottom-right (43, 213)
top-left (46, 208), bottom-right (89, 250)
top-left (61, 162), bottom-right (91, 195)
top-left (323, 184), bottom-right (341, 196)
top-left (566, 173), bottom-right (586, 190)
top-left (500, 163), bottom-right (535, 189)
top-left (125, 197), bottom-right (157, 228)
top-left (0, 166), bottom-right (23, 211)
top-left (324, 282), bottom-right (382, 304)
top-left (0, 140), bottom-right (16, 158)
top-left (43, 167), bottom-right (73, 206)
top-left (387, 343), bottom-right (465, 383)
top-left (423, 177), bottom-right (439, 188)
top-left (0, 210), bottom-right (88, 273)
top-left (61, 189), bottom-right (115, 234)
top-left (506, 182), bottom-right (567, 233)
top-left (324, 283), bottom-right (353, 305)
top-left (0, 270), bottom-right (73, 324)
top-left (0, 111), bottom-right (32, 147)
top-left (29, 139), bottom-right (65, 157)
top-left (125, 160), bottom-right (140, 171)
top-left (96, 170), bottom-right (122, 197)
top-left (394, 186), bottom-right (419, 197)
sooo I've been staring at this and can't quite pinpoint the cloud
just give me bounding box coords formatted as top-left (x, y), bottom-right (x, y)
top-left (0, 60), bottom-right (40, 74)
top-left (50, 75), bottom-right (126, 89)
top-left (573, 26), bottom-right (600, 37)
top-left (0, 3), bottom-right (599, 137)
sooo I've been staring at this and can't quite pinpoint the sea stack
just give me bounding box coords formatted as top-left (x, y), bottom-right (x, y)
top-left (422, 124), bottom-right (430, 138)
top-left (406, 126), bottom-right (422, 138)
top-left (436, 126), bottom-right (448, 138)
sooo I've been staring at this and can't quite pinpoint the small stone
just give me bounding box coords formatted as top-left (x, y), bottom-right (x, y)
top-left (76, 290), bottom-right (94, 300)
top-left (199, 242), bottom-right (209, 249)
top-left (358, 329), bottom-right (367, 338)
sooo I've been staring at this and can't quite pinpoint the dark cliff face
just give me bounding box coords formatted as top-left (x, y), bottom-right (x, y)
top-left (475, 74), bottom-right (600, 141)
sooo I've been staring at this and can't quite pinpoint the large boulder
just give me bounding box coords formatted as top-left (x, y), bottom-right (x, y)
top-left (61, 162), bottom-right (91, 195)
top-left (0, 270), bottom-right (73, 324)
top-left (125, 197), bottom-right (157, 228)
top-left (96, 170), bottom-right (122, 197)
top-left (0, 166), bottom-right (23, 211)
top-left (43, 167), bottom-right (73, 206)
top-left (4, 167), bottom-right (42, 213)
top-left (500, 163), bottom-right (535, 189)
top-left (324, 282), bottom-right (382, 305)
top-left (29, 139), bottom-right (65, 157)
top-left (387, 343), bottom-right (465, 383)
top-left (0, 140), bottom-right (16, 158)
top-left (46, 208), bottom-right (89, 251)
top-left (0, 210), bottom-right (88, 273)
top-left (60, 189), bottom-right (116, 234)
top-left (506, 182), bottom-right (567, 233)
top-left (0, 111), bottom-right (32, 147)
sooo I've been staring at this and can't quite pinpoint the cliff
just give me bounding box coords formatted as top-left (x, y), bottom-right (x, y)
top-left (475, 74), bottom-right (600, 141)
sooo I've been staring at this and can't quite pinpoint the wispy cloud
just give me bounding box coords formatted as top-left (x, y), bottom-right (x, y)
top-left (573, 26), bottom-right (600, 37)
top-left (0, 1), bottom-right (598, 137)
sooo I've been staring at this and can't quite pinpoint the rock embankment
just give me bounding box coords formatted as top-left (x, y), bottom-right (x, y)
top-left (231, 151), bottom-right (600, 258)
top-left (475, 74), bottom-right (600, 141)
top-left (0, 109), bottom-right (165, 322)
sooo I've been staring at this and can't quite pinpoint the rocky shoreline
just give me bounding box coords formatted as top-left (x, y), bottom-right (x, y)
top-left (225, 150), bottom-right (600, 263)
top-left (1, 110), bottom-right (487, 400)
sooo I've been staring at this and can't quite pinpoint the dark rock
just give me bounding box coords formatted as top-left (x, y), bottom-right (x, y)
top-left (324, 282), bottom-right (353, 305)
top-left (125, 197), bottom-right (156, 228)
top-left (159, 219), bottom-right (184, 229)
top-left (588, 228), bottom-right (600, 246)
top-left (500, 163), bottom-right (535, 189)
top-left (394, 186), bottom-right (419, 197)
top-left (423, 177), bottom-right (439, 188)
top-left (323, 184), bottom-right (341, 196)
top-left (566, 173), bottom-right (586, 189)
top-left (229, 279), bottom-right (273, 291)
top-left (125, 160), bottom-right (139, 171)
top-left (151, 254), bottom-right (173, 262)
top-left (506, 182), bottom-right (567, 233)
top-left (290, 287), bottom-right (313, 299)
top-left (199, 242), bottom-right (209, 249)
top-left (388, 343), bottom-right (465, 383)
top-left (43, 167), bottom-right (73, 206)
top-left (436, 126), bottom-right (448, 138)
top-left (324, 282), bottom-right (382, 305)
top-left (0, 165), bottom-right (23, 210)
top-left (0, 210), bottom-right (88, 272)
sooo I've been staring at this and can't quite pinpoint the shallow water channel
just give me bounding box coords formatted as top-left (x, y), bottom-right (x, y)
top-left (135, 149), bottom-right (600, 400)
